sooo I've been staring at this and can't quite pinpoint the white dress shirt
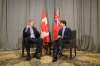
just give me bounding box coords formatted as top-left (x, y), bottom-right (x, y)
top-left (30, 27), bottom-right (35, 38)
top-left (25, 26), bottom-right (35, 38)
top-left (62, 26), bottom-right (66, 38)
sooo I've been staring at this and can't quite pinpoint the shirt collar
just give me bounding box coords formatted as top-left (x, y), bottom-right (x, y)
top-left (63, 26), bottom-right (66, 29)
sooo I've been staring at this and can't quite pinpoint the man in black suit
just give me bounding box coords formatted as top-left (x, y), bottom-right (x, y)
top-left (53, 20), bottom-right (72, 62)
top-left (22, 19), bottom-right (42, 60)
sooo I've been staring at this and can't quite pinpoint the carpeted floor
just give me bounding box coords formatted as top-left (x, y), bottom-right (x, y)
top-left (0, 50), bottom-right (100, 66)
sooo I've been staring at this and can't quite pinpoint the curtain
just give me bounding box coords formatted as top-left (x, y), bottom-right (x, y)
top-left (0, 0), bottom-right (54, 50)
top-left (76, 0), bottom-right (98, 51)
top-left (0, 0), bottom-right (8, 49)
top-left (55, 0), bottom-right (100, 52)
top-left (0, 0), bottom-right (100, 52)
top-left (0, 0), bottom-right (3, 48)
top-left (76, 0), bottom-right (99, 52)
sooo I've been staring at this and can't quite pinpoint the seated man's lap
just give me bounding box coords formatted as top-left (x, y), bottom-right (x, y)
top-left (25, 37), bottom-right (42, 48)
top-left (54, 39), bottom-right (70, 50)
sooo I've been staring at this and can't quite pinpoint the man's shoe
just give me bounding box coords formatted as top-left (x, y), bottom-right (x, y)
top-left (53, 58), bottom-right (57, 62)
top-left (35, 53), bottom-right (41, 59)
top-left (21, 52), bottom-right (25, 57)
top-left (26, 56), bottom-right (31, 61)
top-left (52, 57), bottom-right (57, 62)
top-left (36, 56), bottom-right (40, 59)
top-left (33, 53), bottom-right (36, 58)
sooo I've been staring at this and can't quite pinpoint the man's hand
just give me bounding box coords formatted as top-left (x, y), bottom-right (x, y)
top-left (40, 32), bottom-right (49, 39)
top-left (57, 35), bottom-right (61, 39)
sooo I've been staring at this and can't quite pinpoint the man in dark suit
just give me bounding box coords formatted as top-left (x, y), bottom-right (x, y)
top-left (53, 20), bottom-right (72, 62)
top-left (22, 19), bottom-right (42, 60)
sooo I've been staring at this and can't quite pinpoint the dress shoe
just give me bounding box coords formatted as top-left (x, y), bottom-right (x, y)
top-left (26, 56), bottom-right (31, 61)
top-left (52, 57), bottom-right (57, 62)
top-left (34, 53), bottom-right (41, 59)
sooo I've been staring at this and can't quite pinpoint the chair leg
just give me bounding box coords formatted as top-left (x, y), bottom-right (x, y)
top-left (22, 45), bottom-right (25, 57)
top-left (74, 46), bottom-right (76, 56)
top-left (70, 48), bottom-right (72, 59)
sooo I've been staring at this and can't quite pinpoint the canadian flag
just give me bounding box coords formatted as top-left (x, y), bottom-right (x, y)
top-left (41, 10), bottom-right (50, 44)
top-left (53, 8), bottom-right (60, 40)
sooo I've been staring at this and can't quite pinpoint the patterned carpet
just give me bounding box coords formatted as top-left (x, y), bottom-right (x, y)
top-left (0, 50), bottom-right (100, 66)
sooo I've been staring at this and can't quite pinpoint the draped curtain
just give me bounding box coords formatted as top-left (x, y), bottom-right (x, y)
top-left (55, 0), bottom-right (100, 52)
top-left (0, 0), bottom-right (54, 50)
top-left (0, 0), bottom-right (100, 52)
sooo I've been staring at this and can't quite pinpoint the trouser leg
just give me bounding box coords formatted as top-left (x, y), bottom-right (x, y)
top-left (48, 43), bottom-right (52, 55)
top-left (26, 47), bottom-right (31, 57)
top-left (33, 38), bottom-right (42, 53)
top-left (25, 46), bottom-right (31, 60)
top-left (25, 37), bottom-right (43, 59)
top-left (53, 41), bottom-right (58, 59)
top-left (25, 38), bottom-right (31, 60)
top-left (53, 38), bottom-right (63, 62)
top-left (43, 44), bottom-right (48, 55)
top-left (53, 43), bottom-right (58, 62)
top-left (30, 38), bottom-right (42, 59)
top-left (22, 42), bottom-right (25, 56)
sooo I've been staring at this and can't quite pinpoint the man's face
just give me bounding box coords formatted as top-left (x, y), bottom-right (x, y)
top-left (60, 22), bottom-right (64, 29)
top-left (30, 20), bottom-right (35, 26)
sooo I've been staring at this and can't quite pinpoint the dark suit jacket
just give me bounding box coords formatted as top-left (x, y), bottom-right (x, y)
top-left (22, 26), bottom-right (40, 46)
top-left (58, 27), bottom-right (72, 40)
top-left (23, 26), bottom-right (40, 39)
